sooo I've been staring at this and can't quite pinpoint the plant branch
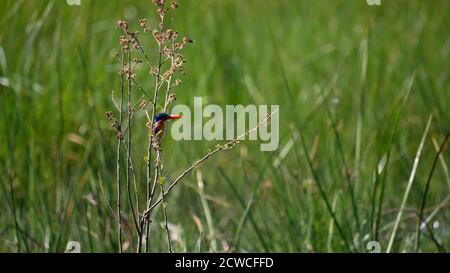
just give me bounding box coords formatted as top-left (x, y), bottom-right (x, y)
top-left (143, 109), bottom-right (278, 217)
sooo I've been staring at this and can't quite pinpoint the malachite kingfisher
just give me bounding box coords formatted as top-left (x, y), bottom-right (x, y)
top-left (152, 112), bottom-right (182, 143)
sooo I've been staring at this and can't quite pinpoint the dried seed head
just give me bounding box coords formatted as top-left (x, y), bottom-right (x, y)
top-left (119, 35), bottom-right (127, 44)
top-left (112, 121), bottom-right (119, 129)
top-left (170, 1), bottom-right (178, 9)
top-left (105, 111), bottom-right (114, 120)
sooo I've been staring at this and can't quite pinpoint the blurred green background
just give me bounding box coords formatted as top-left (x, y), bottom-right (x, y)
top-left (0, 0), bottom-right (449, 252)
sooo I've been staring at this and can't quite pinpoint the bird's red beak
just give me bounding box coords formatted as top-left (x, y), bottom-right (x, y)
top-left (168, 115), bottom-right (182, 120)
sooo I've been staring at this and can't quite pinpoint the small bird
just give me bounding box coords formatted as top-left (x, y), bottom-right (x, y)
top-left (152, 112), bottom-right (182, 145)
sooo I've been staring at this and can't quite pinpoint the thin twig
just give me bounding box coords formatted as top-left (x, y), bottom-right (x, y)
top-left (386, 115), bottom-right (433, 253)
top-left (116, 47), bottom-right (125, 253)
